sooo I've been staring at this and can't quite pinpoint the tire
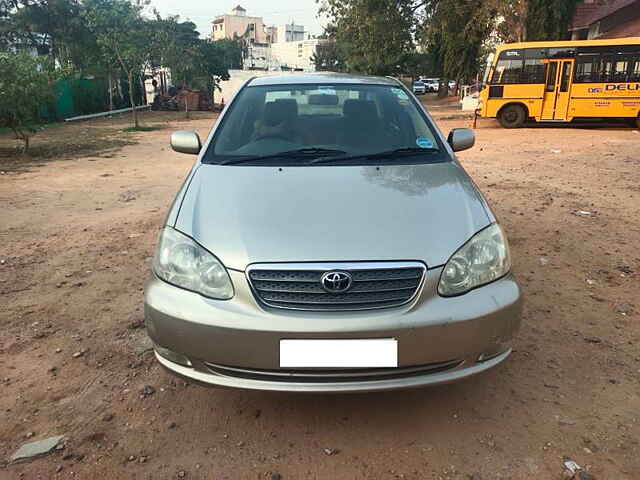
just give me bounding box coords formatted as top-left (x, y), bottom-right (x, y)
top-left (636, 114), bottom-right (640, 130)
top-left (498, 104), bottom-right (526, 129)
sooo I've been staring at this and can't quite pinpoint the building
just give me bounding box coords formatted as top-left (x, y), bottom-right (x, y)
top-left (275, 22), bottom-right (306, 43)
top-left (271, 39), bottom-right (328, 72)
top-left (569, 0), bottom-right (640, 39)
top-left (211, 5), bottom-right (268, 43)
top-left (210, 5), bottom-right (324, 71)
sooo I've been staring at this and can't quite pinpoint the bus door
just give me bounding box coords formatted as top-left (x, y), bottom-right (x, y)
top-left (541, 59), bottom-right (574, 121)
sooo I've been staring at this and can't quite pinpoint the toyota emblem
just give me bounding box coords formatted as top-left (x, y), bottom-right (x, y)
top-left (320, 271), bottom-right (353, 293)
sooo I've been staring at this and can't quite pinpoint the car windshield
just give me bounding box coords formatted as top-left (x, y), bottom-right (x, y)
top-left (414, 81), bottom-right (424, 86)
top-left (203, 83), bottom-right (447, 166)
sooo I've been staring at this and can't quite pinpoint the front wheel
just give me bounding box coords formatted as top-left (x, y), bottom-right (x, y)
top-left (498, 104), bottom-right (526, 128)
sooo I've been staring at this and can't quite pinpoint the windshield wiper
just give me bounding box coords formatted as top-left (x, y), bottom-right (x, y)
top-left (309, 147), bottom-right (440, 165)
top-left (218, 148), bottom-right (347, 166)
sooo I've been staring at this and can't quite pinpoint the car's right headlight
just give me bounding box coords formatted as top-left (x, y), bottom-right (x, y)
top-left (153, 227), bottom-right (234, 300)
top-left (438, 223), bottom-right (511, 297)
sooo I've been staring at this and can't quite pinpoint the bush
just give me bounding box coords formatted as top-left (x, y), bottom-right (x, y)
top-left (0, 52), bottom-right (58, 153)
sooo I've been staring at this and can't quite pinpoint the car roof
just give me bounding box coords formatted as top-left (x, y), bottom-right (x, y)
top-left (248, 72), bottom-right (401, 87)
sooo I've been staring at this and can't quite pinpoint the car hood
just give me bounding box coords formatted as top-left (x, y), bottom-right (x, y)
top-left (174, 162), bottom-right (491, 271)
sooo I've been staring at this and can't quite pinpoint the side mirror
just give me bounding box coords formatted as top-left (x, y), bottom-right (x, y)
top-left (447, 128), bottom-right (475, 152)
top-left (171, 130), bottom-right (201, 155)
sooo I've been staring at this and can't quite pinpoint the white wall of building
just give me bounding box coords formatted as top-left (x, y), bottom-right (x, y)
top-left (217, 69), bottom-right (302, 104)
top-left (271, 39), bottom-right (322, 71)
top-left (276, 23), bottom-right (305, 42)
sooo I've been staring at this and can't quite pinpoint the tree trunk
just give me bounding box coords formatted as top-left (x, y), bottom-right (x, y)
top-left (438, 79), bottom-right (448, 98)
top-left (127, 71), bottom-right (138, 128)
top-left (108, 72), bottom-right (114, 111)
top-left (185, 96), bottom-right (190, 119)
top-left (13, 127), bottom-right (29, 155)
top-left (140, 75), bottom-right (147, 105)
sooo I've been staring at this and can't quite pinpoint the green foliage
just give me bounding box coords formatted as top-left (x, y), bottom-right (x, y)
top-left (0, 52), bottom-right (61, 152)
top-left (2, 0), bottom-right (97, 70)
top-left (214, 39), bottom-right (243, 70)
top-left (321, 0), bottom-right (416, 75)
top-left (311, 24), bottom-right (346, 72)
top-left (151, 15), bottom-right (200, 84)
top-left (421, 0), bottom-right (497, 87)
top-left (83, 0), bottom-right (154, 126)
top-left (195, 41), bottom-right (231, 93)
top-left (152, 17), bottom-right (234, 93)
top-left (322, 0), bottom-right (580, 84)
top-left (494, 0), bottom-right (581, 42)
top-left (84, 0), bottom-right (150, 76)
top-left (526, 0), bottom-right (581, 41)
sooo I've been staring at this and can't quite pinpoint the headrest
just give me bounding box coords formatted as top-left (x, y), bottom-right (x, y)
top-left (343, 99), bottom-right (378, 118)
top-left (263, 99), bottom-right (298, 126)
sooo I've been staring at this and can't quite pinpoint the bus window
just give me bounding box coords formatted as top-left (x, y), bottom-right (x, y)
top-left (522, 49), bottom-right (546, 83)
top-left (491, 50), bottom-right (523, 84)
top-left (575, 53), bottom-right (600, 82)
top-left (631, 58), bottom-right (640, 82)
top-left (560, 62), bottom-right (571, 92)
top-left (545, 62), bottom-right (558, 92)
top-left (601, 57), bottom-right (630, 82)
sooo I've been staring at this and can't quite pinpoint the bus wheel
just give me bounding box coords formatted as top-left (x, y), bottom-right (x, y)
top-left (499, 105), bottom-right (526, 128)
top-left (636, 114), bottom-right (640, 130)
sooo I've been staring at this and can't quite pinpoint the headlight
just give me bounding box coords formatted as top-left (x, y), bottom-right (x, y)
top-left (438, 223), bottom-right (511, 296)
top-left (153, 227), bottom-right (234, 299)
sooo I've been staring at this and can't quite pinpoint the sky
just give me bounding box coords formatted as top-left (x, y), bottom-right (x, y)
top-left (149, 0), bottom-right (328, 39)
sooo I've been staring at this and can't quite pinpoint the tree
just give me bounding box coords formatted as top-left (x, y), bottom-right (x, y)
top-left (151, 15), bottom-right (200, 86)
top-left (215, 38), bottom-right (244, 70)
top-left (494, 0), bottom-right (528, 43)
top-left (195, 41), bottom-right (231, 101)
top-left (84, 0), bottom-right (153, 128)
top-left (525, 0), bottom-right (581, 41)
top-left (320, 0), bottom-right (416, 75)
top-left (310, 24), bottom-right (346, 72)
top-left (0, 52), bottom-right (59, 152)
top-left (494, 0), bottom-right (580, 42)
top-left (2, 0), bottom-right (98, 70)
top-left (421, 0), bottom-right (497, 95)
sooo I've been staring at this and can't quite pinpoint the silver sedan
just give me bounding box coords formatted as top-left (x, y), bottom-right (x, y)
top-left (144, 73), bottom-right (522, 392)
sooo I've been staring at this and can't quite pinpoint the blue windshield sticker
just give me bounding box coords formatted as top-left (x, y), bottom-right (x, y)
top-left (416, 137), bottom-right (434, 149)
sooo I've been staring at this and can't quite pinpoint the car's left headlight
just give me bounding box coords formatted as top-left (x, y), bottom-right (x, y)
top-left (153, 227), bottom-right (234, 299)
top-left (438, 223), bottom-right (511, 297)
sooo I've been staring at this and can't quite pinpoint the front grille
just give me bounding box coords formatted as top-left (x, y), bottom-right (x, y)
top-left (247, 262), bottom-right (426, 311)
top-left (204, 359), bottom-right (463, 383)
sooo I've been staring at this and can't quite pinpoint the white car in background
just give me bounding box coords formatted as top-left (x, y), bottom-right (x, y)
top-left (412, 80), bottom-right (427, 95)
top-left (422, 78), bottom-right (440, 92)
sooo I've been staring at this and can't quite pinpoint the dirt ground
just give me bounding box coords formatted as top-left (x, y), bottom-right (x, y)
top-left (1, 107), bottom-right (639, 480)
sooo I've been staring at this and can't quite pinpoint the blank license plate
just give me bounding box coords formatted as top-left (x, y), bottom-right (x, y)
top-left (280, 339), bottom-right (398, 368)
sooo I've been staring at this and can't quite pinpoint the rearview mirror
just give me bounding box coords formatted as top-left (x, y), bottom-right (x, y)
top-left (447, 128), bottom-right (475, 152)
top-left (171, 130), bottom-right (201, 155)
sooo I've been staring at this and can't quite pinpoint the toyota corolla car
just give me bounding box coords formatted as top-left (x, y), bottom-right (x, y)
top-left (144, 73), bottom-right (522, 393)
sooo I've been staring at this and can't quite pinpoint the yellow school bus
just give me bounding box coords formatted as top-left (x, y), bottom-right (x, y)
top-left (478, 38), bottom-right (640, 128)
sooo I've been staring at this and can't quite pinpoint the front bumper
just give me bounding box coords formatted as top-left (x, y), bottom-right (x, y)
top-left (144, 268), bottom-right (522, 392)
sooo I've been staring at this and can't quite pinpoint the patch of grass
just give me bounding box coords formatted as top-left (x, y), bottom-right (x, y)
top-left (122, 124), bottom-right (166, 132)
